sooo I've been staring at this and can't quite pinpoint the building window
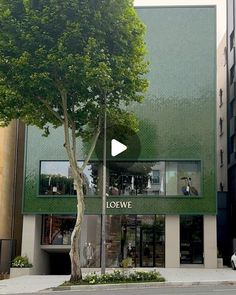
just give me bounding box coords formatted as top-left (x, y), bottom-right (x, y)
top-left (231, 136), bottom-right (236, 153)
top-left (230, 31), bottom-right (235, 51)
top-left (151, 170), bottom-right (160, 185)
top-left (165, 162), bottom-right (200, 196)
top-left (39, 160), bottom-right (201, 197)
top-left (108, 161), bottom-right (200, 197)
top-left (105, 215), bottom-right (165, 267)
top-left (219, 117), bottom-right (223, 135)
top-left (230, 100), bottom-right (236, 118)
top-left (41, 215), bottom-right (101, 268)
top-left (108, 161), bottom-right (165, 196)
top-left (39, 161), bottom-right (98, 196)
top-left (41, 215), bottom-right (75, 245)
top-left (230, 65), bottom-right (235, 84)
top-left (42, 214), bottom-right (165, 268)
top-left (219, 89), bottom-right (223, 107)
top-left (220, 182), bottom-right (224, 192)
top-left (220, 149), bottom-right (224, 166)
top-left (180, 215), bottom-right (203, 264)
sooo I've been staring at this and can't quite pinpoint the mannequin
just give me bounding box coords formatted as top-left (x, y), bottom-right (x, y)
top-left (86, 242), bottom-right (94, 267)
top-left (127, 242), bottom-right (134, 257)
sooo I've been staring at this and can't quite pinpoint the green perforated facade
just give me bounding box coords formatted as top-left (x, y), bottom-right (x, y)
top-left (22, 6), bottom-right (216, 215)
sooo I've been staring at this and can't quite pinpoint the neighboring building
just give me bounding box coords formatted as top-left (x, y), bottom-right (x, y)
top-left (227, 0), bottom-right (236, 255)
top-left (216, 0), bottom-right (230, 264)
top-left (0, 121), bottom-right (25, 273)
top-left (20, 3), bottom-right (224, 275)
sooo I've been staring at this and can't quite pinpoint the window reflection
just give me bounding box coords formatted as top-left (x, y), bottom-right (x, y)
top-left (39, 160), bottom-right (201, 197)
top-left (41, 215), bottom-right (101, 268)
top-left (105, 215), bottom-right (165, 267)
top-left (166, 162), bottom-right (200, 196)
top-left (108, 162), bottom-right (165, 196)
top-left (42, 215), bottom-right (75, 245)
top-left (39, 161), bottom-right (98, 196)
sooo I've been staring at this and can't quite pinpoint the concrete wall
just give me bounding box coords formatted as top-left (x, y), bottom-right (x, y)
top-left (165, 215), bottom-right (217, 268)
top-left (165, 215), bottom-right (180, 267)
top-left (21, 215), bottom-right (49, 274)
top-left (204, 215), bottom-right (217, 268)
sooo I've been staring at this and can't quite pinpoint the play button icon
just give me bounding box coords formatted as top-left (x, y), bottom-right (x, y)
top-left (111, 139), bottom-right (127, 157)
top-left (94, 122), bottom-right (141, 165)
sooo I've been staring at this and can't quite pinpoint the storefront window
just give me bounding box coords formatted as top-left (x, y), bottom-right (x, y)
top-left (180, 215), bottom-right (203, 264)
top-left (80, 215), bottom-right (101, 268)
top-left (105, 215), bottom-right (165, 268)
top-left (41, 215), bottom-right (101, 268)
top-left (42, 215), bottom-right (76, 245)
top-left (42, 214), bottom-right (164, 268)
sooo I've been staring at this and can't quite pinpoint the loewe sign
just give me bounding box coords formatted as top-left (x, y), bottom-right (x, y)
top-left (106, 201), bottom-right (132, 209)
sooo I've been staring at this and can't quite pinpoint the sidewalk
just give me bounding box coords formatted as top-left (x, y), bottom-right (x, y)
top-left (0, 268), bottom-right (236, 294)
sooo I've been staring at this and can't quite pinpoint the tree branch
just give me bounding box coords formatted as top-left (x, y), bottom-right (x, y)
top-left (81, 119), bottom-right (101, 171)
top-left (61, 90), bottom-right (78, 173)
top-left (37, 96), bottom-right (64, 124)
top-left (71, 120), bottom-right (77, 163)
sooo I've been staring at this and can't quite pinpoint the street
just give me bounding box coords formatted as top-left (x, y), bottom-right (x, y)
top-left (38, 285), bottom-right (236, 295)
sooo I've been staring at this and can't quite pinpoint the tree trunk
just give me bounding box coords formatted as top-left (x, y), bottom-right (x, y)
top-left (60, 90), bottom-right (101, 283)
top-left (69, 172), bottom-right (85, 283)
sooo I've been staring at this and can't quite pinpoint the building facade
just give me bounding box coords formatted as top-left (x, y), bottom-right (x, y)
top-left (227, 0), bottom-right (236, 255)
top-left (19, 3), bottom-right (224, 275)
top-left (0, 121), bottom-right (25, 273)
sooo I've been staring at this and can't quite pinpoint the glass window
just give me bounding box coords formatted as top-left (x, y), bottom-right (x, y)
top-left (39, 160), bottom-right (200, 197)
top-left (42, 215), bottom-right (76, 245)
top-left (230, 65), bottom-right (235, 84)
top-left (230, 31), bottom-right (235, 51)
top-left (166, 161), bottom-right (200, 196)
top-left (152, 170), bottom-right (160, 185)
top-left (230, 100), bottom-right (236, 118)
top-left (219, 118), bottom-right (223, 135)
top-left (80, 215), bottom-right (101, 268)
top-left (108, 161), bottom-right (165, 196)
top-left (41, 215), bottom-right (101, 268)
top-left (39, 161), bottom-right (98, 196)
top-left (231, 136), bottom-right (236, 153)
top-left (180, 215), bottom-right (203, 264)
top-left (220, 149), bottom-right (224, 166)
top-left (219, 88), bottom-right (223, 107)
top-left (105, 215), bottom-right (165, 268)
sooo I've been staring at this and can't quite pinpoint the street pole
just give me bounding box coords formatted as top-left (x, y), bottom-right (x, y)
top-left (101, 97), bottom-right (107, 275)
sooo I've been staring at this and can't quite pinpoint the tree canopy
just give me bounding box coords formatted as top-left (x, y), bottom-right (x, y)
top-left (0, 0), bottom-right (148, 282)
top-left (0, 0), bottom-right (148, 138)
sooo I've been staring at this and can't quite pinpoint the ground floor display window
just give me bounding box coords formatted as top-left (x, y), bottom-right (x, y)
top-left (42, 214), bottom-right (165, 268)
top-left (180, 215), bottom-right (203, 264)
top-left (42, 215), bottom-right (76, 245)
top-left (105, 215), bottom-right (165, 267)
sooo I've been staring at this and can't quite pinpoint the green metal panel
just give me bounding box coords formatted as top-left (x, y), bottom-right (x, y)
top-left (22, 6), bottom-right (216, 215)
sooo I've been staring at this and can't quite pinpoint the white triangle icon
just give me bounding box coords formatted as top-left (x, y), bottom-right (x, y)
top-left (111, 139), bottom-right (127, 157)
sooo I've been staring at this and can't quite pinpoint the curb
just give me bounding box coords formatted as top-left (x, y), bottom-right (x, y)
top-left (50, 280), bottom-right (236, 292)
